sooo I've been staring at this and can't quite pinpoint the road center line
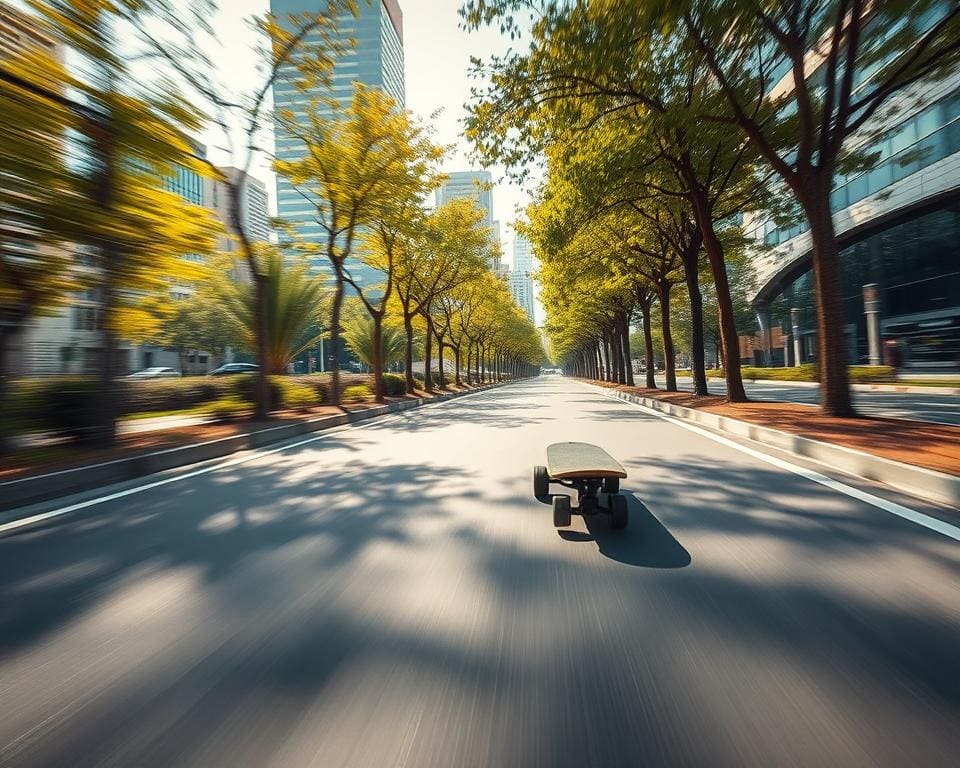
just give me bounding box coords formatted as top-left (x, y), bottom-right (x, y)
top-left (0, 386), bottom-right (503, 537)
top-left (599, 389), bottom-right (960, 542)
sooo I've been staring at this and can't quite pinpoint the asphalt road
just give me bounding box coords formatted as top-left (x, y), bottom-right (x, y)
top-left (1, 378), bottom-right (958, 767)
top-left (665, 375), bottom-right (960, 425)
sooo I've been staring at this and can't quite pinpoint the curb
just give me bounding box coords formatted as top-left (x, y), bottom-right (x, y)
top-left (0, 383), bottom-right (506, 513)
top-left (596, 385), bottom-right (960, 508)
top-left (698, 376), bottom-right (960, 396)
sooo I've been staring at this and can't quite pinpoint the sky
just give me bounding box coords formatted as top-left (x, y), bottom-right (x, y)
top-left (201, 0), bottom-right (545, 323)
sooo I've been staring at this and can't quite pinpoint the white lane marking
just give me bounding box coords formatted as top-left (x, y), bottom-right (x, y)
top-left (598, 390), bottom-right (960, 543)
top-left (0, 386), bottom-right (504, 536)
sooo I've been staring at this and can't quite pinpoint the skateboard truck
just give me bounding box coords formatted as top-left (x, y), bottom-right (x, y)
top-left (535, 442), bottom-right (628, 529)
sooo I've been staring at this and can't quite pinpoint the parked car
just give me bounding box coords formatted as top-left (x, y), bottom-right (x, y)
top-left (209, 363), bottom-right (259, 376)
top-left (126, 367), bottom-right (180, 379)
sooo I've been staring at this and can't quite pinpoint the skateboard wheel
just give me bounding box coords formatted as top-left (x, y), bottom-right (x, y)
top-left (603, 477), bottom-right (620, 494)
top-left (609, 495), bottom-right (628, 529)
top-left (553, 495), bottom-right (572, 527)
top-left (534, 465), bottom-right (550, 497)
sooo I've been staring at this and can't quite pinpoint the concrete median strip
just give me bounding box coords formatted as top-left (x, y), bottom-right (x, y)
top-left (594, 384), bottom-right (960, 510)
top-left (0, 384), bottom-right (503, 516)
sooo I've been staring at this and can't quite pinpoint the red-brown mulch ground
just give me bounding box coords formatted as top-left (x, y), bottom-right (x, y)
top-left (592, 381), bottom-right (960, 476)
top-left (1, 386), bottom-right (479, 482)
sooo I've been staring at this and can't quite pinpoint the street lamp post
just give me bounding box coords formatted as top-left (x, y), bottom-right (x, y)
top-left (863, 283), bottom-right (882, 366)
top-left (790, 308), bottom-right (802, 367)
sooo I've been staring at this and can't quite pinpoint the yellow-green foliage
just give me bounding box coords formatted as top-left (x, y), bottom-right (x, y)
top-left (208, 396), bottom-right (249, 422)
top-left (342, 384), bottom-right (374, 403)
top-left (706, 365), bottom-right (896, 383)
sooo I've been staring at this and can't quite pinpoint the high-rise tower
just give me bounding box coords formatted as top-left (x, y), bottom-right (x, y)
top-left (271, 0), bottom-right (404, 285)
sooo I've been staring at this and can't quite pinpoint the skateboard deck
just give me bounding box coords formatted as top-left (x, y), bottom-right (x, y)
top-left (545, 442), bottom-right (627, 480)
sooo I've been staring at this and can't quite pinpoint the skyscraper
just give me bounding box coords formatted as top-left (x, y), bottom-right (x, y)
top-left (435, 170), bottom-right (494, 228)
top-left (510, 235), bottom-right (536, 321)
top-left (271, 0), bottom-right (404, 285)
top-left (436, 170), bottom-right (500, 270)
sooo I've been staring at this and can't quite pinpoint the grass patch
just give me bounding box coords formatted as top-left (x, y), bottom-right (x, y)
top-left (705, 365), bottom-right (898, 383)
top-left (120, 404), bottom-right (213, 421)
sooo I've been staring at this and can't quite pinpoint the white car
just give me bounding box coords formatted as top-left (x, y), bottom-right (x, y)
top-left (127, 367), bottom-right (181, 379)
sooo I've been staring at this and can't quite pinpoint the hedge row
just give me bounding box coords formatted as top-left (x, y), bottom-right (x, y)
top-left (704, 365), bottom-right (896, 383)
top-left (5, 373), bottom-right (381, 442)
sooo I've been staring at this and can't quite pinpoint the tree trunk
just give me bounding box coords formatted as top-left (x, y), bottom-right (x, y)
top-left (94, 280), bottom-right (119, 447)
top-left (686, 185), bottom-right (747, 403)
top-left (423, 317), bottom-right (433, 393)
top-left (435, 327), bottom-right (446, 389)
top-left (657, 281), bottom-right (677, 391)
top-left (611, 328), bottom-right (624, 384)
top-left (0, 325), bottom-right (13, 454)
top-left (802, 179), bottom-right (856, 417)
top-left (372, 314), bottom-right (385, 403)
top-left (403, 312), bottom-right (416, 394)
top-left (621, 315), bottom-right (635, 387)
top-left (453, 344), bottom-right (462, 386)
top-left (636, 296), bottom-right (657, 389)
top-left (329, 278), bottom-right (344, 406)
top-left (92, 107), bottom-right (120, 447)
top-left (251, 269), bottom-right (271, 416)
top-left (680, 240), bottom-right (709, 396)
top-left (466, 345), bottom-right (473, 385)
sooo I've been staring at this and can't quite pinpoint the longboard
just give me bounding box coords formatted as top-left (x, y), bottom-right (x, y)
top-left (545, 442), bottom-right (627, 480)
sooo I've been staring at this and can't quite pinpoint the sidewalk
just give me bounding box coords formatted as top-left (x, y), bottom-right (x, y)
top-left (1, 383), bottom-right (493, 507)
top-left (694, 374), bottom-right (960, 395)
top-left (597, 381), bottom-right (959, 475)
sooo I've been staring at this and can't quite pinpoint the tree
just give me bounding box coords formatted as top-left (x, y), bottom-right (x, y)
top-left (339, 109), bottom-right (443, 402)
top-left (393, 198), bottom-right (490, 394)
top-left (276, 84), bottom-right (435, 405)
top-left (462, 2), bottom-right (773, 402)
top-left (342, 313), bottom-right (406, 373)
top-left (0, 43), bottom-right (81, 449)
top-left (155, 284), bottom-right (238, 373)
top-left (666, 0), bottom-right (960, 415)
top-left (5, 1), bottom-right (223, 446)
top-left (136, 0), bottom-right (356, 418)
top-left (219, 248), bottom-right (326, 374)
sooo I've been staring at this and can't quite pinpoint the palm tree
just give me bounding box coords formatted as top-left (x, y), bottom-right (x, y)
top-left (342, 314), bottom-right (405, 372)
top-left (221, 248), bottom-right (325, 373)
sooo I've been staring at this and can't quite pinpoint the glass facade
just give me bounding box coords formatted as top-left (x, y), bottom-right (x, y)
top-left (165, 163), bottom-right (204, 206)
top-left (271, 0), bottom-right (405, 288)
top-left (760, 88), bottom-right (960, 246)
top-left (769, 201), bottom-right (960, 369)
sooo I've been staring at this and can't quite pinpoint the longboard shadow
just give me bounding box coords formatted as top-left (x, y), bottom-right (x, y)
top-left (557, 492), bottom-right (691, 569)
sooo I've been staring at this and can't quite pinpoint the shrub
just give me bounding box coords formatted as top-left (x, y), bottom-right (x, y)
top-left (39, 377), bottom-right (103, 443)
top-left (849, 365), bottom-right (896, 382)
top-left (382, 373), bottom-right (407, 397)
top-left (705, 364), bottom-right (896, 383)
top-left (124, 377), bottom-right (234, 413)
top-left (306, 377), bottom-right (330, 404)
top-left (281, 381), bottom-right (318, 411)
top-left (230, 373), bottom-right (284, 410)
top-left (342, 384), bottom-right (374, 403)
top-left (207, 395), bottom-right (249, 422)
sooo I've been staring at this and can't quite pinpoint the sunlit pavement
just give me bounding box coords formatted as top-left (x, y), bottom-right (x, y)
top-left (659, 375), bottom-right (960, 425)
top-left (1, 378), bottom-right (958, 767)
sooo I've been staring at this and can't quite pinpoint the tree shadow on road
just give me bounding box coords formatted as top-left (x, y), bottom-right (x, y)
top-left (0, 441), bottom-right (474, 656)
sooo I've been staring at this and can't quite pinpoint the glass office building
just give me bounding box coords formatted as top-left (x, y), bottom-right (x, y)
top-left (271, 0), bottom-right (405, 288)
top-left (747, 5), bottom-right (960, 371)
